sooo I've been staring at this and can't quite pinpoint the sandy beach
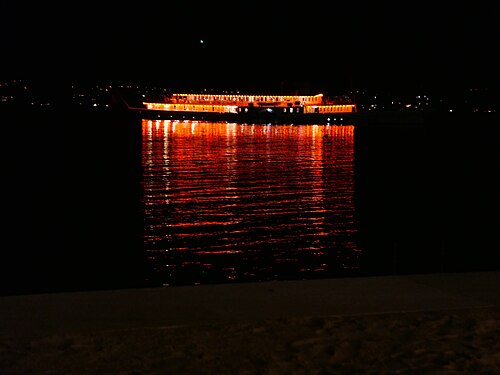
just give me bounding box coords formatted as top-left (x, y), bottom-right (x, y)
top-left (2, 272), bottom-right (500, 374)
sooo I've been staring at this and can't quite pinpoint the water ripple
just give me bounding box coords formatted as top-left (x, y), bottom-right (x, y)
top-left (141, 120), bottom-right (360, 285)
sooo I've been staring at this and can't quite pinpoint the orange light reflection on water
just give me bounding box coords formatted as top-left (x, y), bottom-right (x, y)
top-left (141, 119), bottom-right (360, 285)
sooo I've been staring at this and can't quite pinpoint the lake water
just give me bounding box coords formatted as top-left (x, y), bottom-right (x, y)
top-left (1, 109), bottom-right (499, 294)
top-left (141, 121), bottom-right (361, 286)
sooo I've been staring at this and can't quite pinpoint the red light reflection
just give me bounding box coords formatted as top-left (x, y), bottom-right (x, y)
top-left (142, 120), bottom-right (360, 286)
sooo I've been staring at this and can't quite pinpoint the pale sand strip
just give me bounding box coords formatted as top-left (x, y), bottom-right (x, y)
top-left (1, 271), bottom-right (500, 339)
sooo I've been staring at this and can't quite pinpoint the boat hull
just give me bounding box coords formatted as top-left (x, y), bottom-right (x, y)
top-left (135, 108), bottom-right (358, 125)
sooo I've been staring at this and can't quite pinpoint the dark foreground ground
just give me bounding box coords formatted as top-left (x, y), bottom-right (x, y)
top-left (1, 271), bottom-right (500, 374)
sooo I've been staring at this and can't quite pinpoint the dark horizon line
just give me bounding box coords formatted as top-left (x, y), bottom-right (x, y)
top-left (2, 77), bottom-right (497, 95)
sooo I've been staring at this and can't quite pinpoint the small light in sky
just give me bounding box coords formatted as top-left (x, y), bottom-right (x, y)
top-left (200, 39), bottom-right (204, 44)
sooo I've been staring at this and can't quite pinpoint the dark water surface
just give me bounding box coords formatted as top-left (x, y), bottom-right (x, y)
top-left (1, 109), bottom-right (499, 295)
top-left (142, 121), bottom-right (360, 285)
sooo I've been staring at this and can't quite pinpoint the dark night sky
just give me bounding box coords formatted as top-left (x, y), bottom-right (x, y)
top-left (2, 1), bottom-right (499, 93)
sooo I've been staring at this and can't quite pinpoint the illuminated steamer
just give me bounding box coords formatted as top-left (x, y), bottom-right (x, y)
top-left (142, 93), bottom-right (357, 124)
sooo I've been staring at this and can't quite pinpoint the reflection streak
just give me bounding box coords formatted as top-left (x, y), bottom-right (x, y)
top-left (142, 120), bottom-right (360, 285)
